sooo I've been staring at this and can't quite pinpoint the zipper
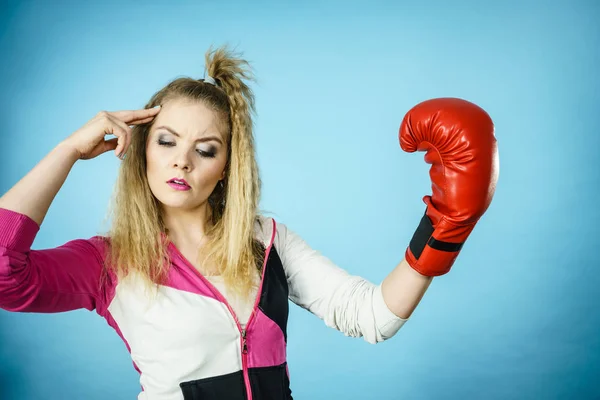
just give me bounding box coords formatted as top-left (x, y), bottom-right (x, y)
top-left (238, 230), bottom-right (274, 399)
top-left (241, 328), bottom-right (251, 400)
top-left (167, 221), bottom-right (275, 400)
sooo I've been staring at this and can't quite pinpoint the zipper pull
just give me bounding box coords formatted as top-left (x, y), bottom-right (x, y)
top-left (242, 329), bottom-right (248, 354)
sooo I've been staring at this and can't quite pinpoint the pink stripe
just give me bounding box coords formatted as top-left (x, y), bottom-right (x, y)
top-left (162, 242), bottom-right (219, 300)
top-left (246, 308), bottom-right (287, 368)
top-left (104, 310), bottom-right (143, 376)
top-left (93, 265), bottom-right (144, 388)
top-left (246, 219), bottom-right (286, 368)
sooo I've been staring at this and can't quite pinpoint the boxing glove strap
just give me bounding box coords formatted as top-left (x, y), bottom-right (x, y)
top-left (409, 213), bottom-right (464, 259)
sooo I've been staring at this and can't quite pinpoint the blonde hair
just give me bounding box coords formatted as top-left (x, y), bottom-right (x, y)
top-left (102, 45), bottom-right (264, 301)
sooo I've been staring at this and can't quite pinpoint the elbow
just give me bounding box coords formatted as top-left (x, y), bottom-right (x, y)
top-left (0, 281), bottom-right (39, 312)
top-left (0, 253), bottom-right (38, 312)
top-left (366, 320), bottom-right (408, 345)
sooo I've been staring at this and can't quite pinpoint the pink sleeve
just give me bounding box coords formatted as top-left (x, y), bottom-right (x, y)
top-left (0, 207), bottom-right (109, 313)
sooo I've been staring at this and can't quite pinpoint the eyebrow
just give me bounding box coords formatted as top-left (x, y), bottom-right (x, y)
top-left (155, 125), bottom-right (223, 145)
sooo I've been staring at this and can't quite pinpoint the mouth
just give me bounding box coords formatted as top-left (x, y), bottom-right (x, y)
top-left (167, 178), bottom-right (191, 191)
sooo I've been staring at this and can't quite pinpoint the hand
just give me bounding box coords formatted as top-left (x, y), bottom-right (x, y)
top-left (62, 106), bottom-right (161, 160)
top-left (399, 98), bottom-right (499, 276)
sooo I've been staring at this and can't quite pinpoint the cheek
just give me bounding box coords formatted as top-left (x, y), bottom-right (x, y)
top-left (145, 145), bottom-right (173, 192)
top-left (196, 156), bottom-right (227, 184)
top-left (145, 147), bottom-right (162, 176)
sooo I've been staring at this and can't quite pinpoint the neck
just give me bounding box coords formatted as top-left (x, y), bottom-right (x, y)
top-left (162, 202), bottom-right (211, 249)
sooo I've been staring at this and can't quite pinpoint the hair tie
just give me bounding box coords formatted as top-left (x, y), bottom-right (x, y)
top-left (203, 75), bottom-right (218, 86)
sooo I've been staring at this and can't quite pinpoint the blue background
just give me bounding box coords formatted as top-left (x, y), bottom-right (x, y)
top-left (1, 0), bottom-right (598, 399)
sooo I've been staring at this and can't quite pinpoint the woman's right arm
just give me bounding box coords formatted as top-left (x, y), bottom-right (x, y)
top-left (0, 142), bottom-right (110, 313)
top-left (0, 107), bottom-right (161, 313)
top-left (0, 143), bottom-right (80, 226)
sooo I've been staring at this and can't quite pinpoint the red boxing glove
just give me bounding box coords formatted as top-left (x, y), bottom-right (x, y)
top-left (399, 98), bottom-right (499, 276)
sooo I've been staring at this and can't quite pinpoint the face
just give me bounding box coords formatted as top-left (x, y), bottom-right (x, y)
top-left (145, 98), bottom-right (228, 214)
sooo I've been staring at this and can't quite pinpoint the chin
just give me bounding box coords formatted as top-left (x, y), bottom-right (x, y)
top-left (157, 194), bottom-right (206, 211)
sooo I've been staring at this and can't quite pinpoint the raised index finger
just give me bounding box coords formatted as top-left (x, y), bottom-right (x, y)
top-left (110, 106), bottom-right (161, 124)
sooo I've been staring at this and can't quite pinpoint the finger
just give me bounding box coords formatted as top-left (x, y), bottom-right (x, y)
top-left (104, 118), bottom-right (129, 157)
top-left (110, 106), bottom-right (161, 124)
top-left (127, 116), bottom-right (156, 126)
top-left (107, 115), bottom-right (133, 157)
top-left (104, 137), bottom-right (119, 153)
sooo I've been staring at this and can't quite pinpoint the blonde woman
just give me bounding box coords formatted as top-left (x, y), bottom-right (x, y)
top-left (0, 45), bottom-right (498, 400)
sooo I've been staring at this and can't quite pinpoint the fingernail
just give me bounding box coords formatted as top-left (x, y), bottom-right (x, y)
top-left (153, 105), bottom-right (161, 109)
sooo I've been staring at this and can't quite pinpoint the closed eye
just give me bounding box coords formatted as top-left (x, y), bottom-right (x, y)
top-left (158, 139), bottom-right (175, 147)
top-left (158, 139), bottom-right (216, 158)
top-left (197, 149), bottom-right (216, 158)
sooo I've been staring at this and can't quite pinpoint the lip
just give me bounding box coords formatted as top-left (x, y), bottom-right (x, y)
top-left (167, 182), bottom-right (191, 191)
top-left (166, 178), bottom-right (191, 191)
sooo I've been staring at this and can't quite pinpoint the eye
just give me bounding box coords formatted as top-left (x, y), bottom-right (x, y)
top-left (197, 149), bottom-right (216, 158)
top-left (157, 136), bottom-right (216, 158)
top-left (157, 139), bottom-right (174, 147)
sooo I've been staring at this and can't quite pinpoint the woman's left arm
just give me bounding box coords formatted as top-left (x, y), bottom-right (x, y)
top-left (381, 258), bottom-right (433, 320)
top-left (274, 220), bottom-right (411, 345)
top-left (277, 97), bottom-right (498, 344)
top-left (384, 97), bottom-right (500, 319)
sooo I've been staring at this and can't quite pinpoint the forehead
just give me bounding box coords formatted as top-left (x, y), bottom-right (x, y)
top-left (152, 98), bottom-right (225, 137)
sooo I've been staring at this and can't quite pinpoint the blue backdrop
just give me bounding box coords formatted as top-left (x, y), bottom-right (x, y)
top-left (1, 0), bottom-right (598, 399)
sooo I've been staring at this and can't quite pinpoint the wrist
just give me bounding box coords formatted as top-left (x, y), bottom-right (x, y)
top-left (56, 141), bottom-right (82, 162)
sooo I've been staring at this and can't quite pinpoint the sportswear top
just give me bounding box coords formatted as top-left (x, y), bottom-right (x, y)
top-left (0, 207), bottom-right (407, 400)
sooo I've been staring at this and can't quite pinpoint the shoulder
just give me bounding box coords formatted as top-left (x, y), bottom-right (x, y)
top-left (88, 235), bottom-right (111, 255)
top-left (254, 215), bottom-right (292, 250)
top-left (63, 235), bottom-right (113, 267)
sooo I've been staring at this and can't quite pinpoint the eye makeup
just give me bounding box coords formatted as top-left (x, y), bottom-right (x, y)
top-left (157, 138), bottom-right (218, 158)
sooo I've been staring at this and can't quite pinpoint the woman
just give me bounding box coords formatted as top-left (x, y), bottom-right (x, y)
top-left (0, 46), bottom-right (498, 399)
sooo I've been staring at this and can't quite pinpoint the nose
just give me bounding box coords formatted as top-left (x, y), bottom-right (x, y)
top-left (172, 149), bottom-right (193, 171)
